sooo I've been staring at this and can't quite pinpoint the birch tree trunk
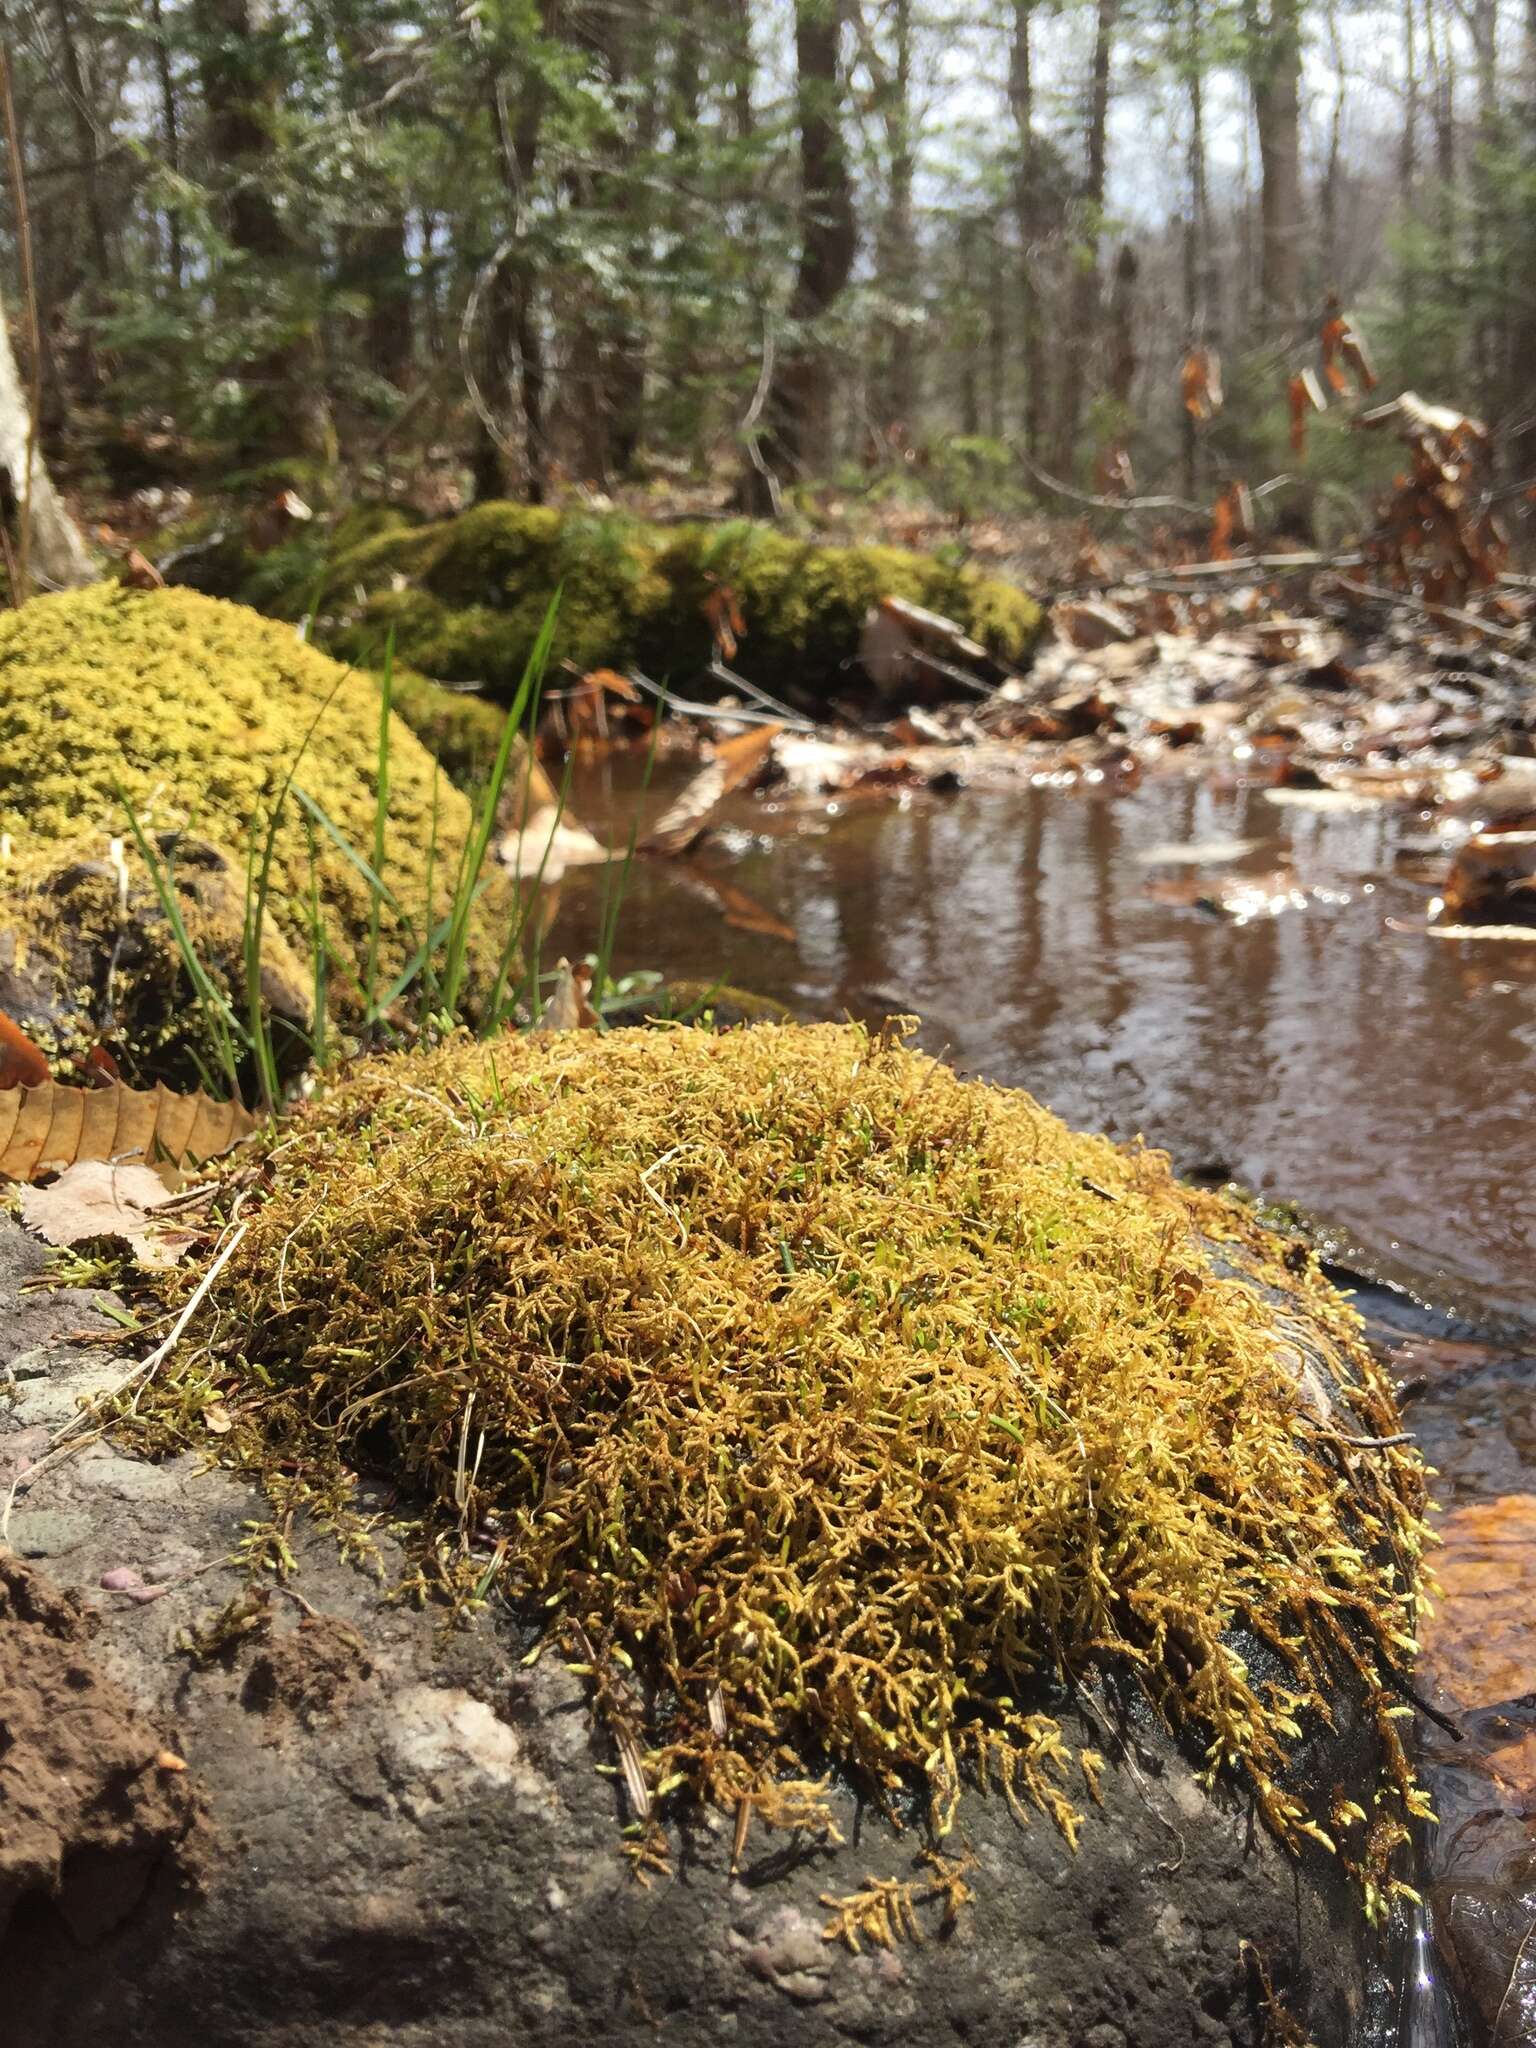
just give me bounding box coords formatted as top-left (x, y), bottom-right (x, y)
top-left (0, 293), bottom-right (93, 591)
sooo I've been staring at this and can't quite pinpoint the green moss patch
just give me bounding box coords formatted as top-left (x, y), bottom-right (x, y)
top-left (0, 585), bottom-right (517, 1020)
top-left (151, 1022), bottom-right (1428, 1899)
top-left (297, 504), bottom-right (1041, 701)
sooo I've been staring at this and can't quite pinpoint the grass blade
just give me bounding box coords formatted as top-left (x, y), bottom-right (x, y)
top-left (440, 592), bottom-right (560, 1017)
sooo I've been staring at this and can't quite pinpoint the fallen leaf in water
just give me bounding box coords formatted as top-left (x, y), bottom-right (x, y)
top-left (1421, 1495), bottom-right (1536, 1713)
top-left (20, 1159), bottom-right (201, 1269)
top-left (1208, 871), bottom-right (1312, 921)
top-left (1053, 600), bottom-right (1139, 652)
top-left (1146, 868), bottom-right (1310, 921)
top-left (1135, 838), bottom-right (1267, 868)
top-left (0, 1080), bottom-right (256, 1184)
top-left (498, 806), bottom-right (609, 885)
top-left (1442, 831), bottom-right (1536, 922)
top-left (640, 724), bottom-right (782, 857)
top-left (1381, 1330), bottom-right (1516, 1386)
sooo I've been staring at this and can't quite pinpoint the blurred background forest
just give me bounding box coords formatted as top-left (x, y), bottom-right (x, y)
top-left (2, 0), bottom-right (1534, 534)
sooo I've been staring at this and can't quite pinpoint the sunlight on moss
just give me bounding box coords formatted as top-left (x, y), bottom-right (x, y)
top-left (144, 1020), bottom-right (1429, 1901)
top-left (0, 584), bottom-right (518, 1014)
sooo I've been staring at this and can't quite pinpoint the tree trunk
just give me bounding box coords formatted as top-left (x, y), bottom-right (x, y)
top-left (1320, 0), bottom-right (1346, 283)
top-left (987, 218), bottom-right (1006, 436)
top-left (192, 0), bottom-right (330, 462)
top-left (475, 38), bottom-right (548, 503)
top-left (1009, 0), bottom-right (1045, 454)
top-left (0, 291), bottom-right (94, 590)
top-left (1246, 0), bottom-right (1305, 328)
top-left (744, 0), bottom-right (855, 507)
top-left (1181, 0), bottom-right (1215, 497)
top-left (1466, 0), bottom-right (1500, 393)
top-left (1053, 0), bottom-right (1118, 475)
top-left (146, 0), bottom-right (184, 288)
top-left (1106, 243), bottom-right (1137, 408)
top-left (50, 0), bottom-right (110, 280)
top-left (873, 0), bottom-right (916, 434)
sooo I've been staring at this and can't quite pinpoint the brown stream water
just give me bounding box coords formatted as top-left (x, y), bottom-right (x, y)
top-left (544, 757), bottom-right (1536, 2044)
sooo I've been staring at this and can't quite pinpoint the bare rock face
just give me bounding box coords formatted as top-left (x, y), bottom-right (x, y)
top-left (0, 1214), bottom-right (1406, 2048)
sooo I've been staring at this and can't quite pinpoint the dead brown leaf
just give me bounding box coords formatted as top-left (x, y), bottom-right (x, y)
top-left (19, 1158), bottom-right (202, 1268)
top-left (538, 959), bottom-right (599, 1032)
top-left (0, 1078), bottom-right (257, 1184)
top-left (0, 1007), bottom-right (51, 1089)
top-left (1181, 347), bottom-right (1223, 421)
top-left (639, 724), bottom-right (782, 857)
top-left (675, 866), bottom-right (797, 943)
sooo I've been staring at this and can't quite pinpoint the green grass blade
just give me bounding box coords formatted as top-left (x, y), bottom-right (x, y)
top-left (113, 785), bottom-right (246, 1097)
top-left (365, 632), bottom-right (395, 1015)
top-left (439, 592), bottom-right (560, 1017)
top-left (290, 784), bottom-right (404, 912)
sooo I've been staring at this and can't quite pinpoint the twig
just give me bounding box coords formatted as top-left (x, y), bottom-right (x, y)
top-left (1331, 574), bottom-right (1530, 650)
top-left (1017, 447), bottom-right (1204, 518)
top-left (0, 41), bottom-right (40, 598)
top-left (1049, 547), bottom-right (1369, 602)
top-left (739, 324), bottom-right (782, 521)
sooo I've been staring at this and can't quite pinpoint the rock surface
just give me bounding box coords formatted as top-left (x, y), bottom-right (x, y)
top-left (0, 1214), bottom-right (1399, 2048)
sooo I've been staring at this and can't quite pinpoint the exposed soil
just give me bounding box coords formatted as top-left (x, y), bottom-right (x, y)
top-left (0, 1549), bottom-right (209, 1956)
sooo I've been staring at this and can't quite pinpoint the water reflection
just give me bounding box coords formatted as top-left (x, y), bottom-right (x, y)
top-left (547, 766), bottom-right (1536, 1328)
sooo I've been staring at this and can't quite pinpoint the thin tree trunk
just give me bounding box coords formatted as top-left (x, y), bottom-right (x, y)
top-left (0, 287), bottom-right (94, 589)
top-left (987, 217), bottom-right (1006, 436)
top-left (1106, 243), bottom-right (1137, 408)
top-left (1053, 0), bottom-right (1118, 475)
top-left (958, 218), bottom-right (980, 435)
top-left (475, 40), bottom-right (548, 502)
top-left (1466, 0), bottom-right (1500, 392)
top-left (192, 0), bottom-right (330, 462)
top-left (874, 0), bottom-right (916, 433)
top-left (1181, 0), bottom-right (1214, 496)
top-left (1321, 0), bottom-right (1346, 283)
top-left (745, 0), bottom-right (856, 505)
top-left (146, 0), bottom-right (184, 288)
top-left (1008, 0), bottom-right (1045, 454)
top-left (50, 0), bottom-right (110, 278)
top-left (1246, 0), bottom-right (1305, 328)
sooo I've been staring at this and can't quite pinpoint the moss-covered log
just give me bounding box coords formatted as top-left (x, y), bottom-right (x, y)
top-left (211, 503), bottom-right (1042, 703)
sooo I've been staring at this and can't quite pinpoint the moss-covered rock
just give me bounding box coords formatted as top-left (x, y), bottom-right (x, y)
top-left (0, 838), bottom-right (315, 1085)
top-left (148, 1021), bottom-right (1429, 1903)
top-left (315, 504), bottom-right (670, 693)
top-left (388, 668), bottom-right (519, 788)
top-left (0, 586), bottom-right (519, 1054)
top-left (287, 504), bottom-right (1041, 703)
top-left (637, 521), bottom-right (1042, 695)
